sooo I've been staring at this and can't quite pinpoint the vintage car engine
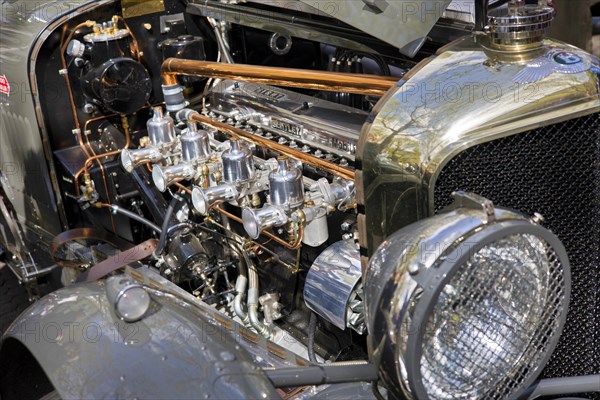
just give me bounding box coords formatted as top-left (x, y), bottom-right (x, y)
top-left (120, 79), bottom-right (367, 342)
top-left (1, 0), bottom-right (599, 399)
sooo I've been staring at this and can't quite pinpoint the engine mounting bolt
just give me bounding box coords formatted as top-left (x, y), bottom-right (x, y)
top-left (83, 103), bottom-right (96, 114)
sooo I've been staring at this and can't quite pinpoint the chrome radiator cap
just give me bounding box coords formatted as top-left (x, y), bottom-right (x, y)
top-left (487, 0), bottom-right (555, 49)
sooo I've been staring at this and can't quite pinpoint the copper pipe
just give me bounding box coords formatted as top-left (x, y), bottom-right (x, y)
top-left (213, 205), bottom-right (303, 250)
top-left (174, 183), bottom-right (192, 195)
top-left (74, 116), bottom-right (132, 195)
top-left (161, 59), bottom-right (398, 96)
top-left (116, 16), bottom-right (141, 62)
top-left (190, 113), bottom-right (355, 181)
top-left (84, 132), bottom-right (116, 231)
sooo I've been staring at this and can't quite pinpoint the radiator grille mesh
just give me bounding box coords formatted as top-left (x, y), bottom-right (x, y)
top-left (433, 112), bottom-right (600, 394)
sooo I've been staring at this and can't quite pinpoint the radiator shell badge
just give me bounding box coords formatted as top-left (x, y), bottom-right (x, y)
top-left (513, 49), bottom-right (591, 84)
top-left (0, 75), bottom-right (10, 95)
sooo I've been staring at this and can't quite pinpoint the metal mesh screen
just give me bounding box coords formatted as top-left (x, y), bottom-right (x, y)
top-left (420, 234), bottom-right (566, 400)
top-left (433, 112), bottom-right (600, 396)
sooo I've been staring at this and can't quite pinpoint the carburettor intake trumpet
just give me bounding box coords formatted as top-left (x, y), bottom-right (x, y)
top-left (121, 107), bottom-right (177, 172)
top-left (242, 156), bottom-right (304, 239)
top-left (152, 121), bottom-right (211, 192)
top-left (191, 138), bottom-right (259, 215)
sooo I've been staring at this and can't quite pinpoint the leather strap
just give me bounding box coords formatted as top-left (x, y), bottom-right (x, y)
top-left (76, 238), bottom-right (158, 282)
top-left (50, 228), bottom-right (130, 269)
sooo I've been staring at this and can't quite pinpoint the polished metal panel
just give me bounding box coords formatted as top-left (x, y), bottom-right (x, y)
top-left (187, 0), bottom-right (379, 54)
top-left (147, 107), bottom-right (176, 146)
top-left (1, 272), bottom-right (280, 399)
top-left (269, 157), bottom-right (304, 209)
top-left (304, 239), bottom-right (363, 332)
top-left (222, 139), bottom-right (255, 183)
top-left (299, 0), bottom-right (453, 57)
top-left (208, 80), bottom-right (368, 162)
top-left (358, 36), bottom-right (600, 255)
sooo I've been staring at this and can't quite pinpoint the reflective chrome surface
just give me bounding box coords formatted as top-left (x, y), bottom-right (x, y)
top-left (207, 80), bottom-right (368, 162)
top-left (222, 139), bottom-right (255, 183)
top-left (298, 0), bottom-right (453, 57)
top-left (420, 233), bottom-right (562, 400)
top-left (121, 147), bottom-right (163, 173)
top-left (269, 157), bottom-right (304, 210)
top-left (358, 36), bottom-right (600, 255)
top-left (242, 205), bottom-right (288, 239)
top-left (192, 183), bottom-right (239, 216)
top-left (364, 202), bottom-right (556, 399)
top-left (181, 122), bottom-right (210, 162)
top-left (304, 239), bottom-right (364, 332)
top-left (147, 107), bottom-right (176, 146)
top-left (488, 3), bottom-right (555, 48)
top-left (152, 163), bottom-right (194, 192)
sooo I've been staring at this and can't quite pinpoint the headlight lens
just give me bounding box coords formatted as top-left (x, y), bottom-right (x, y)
top-left (420, 234), bottom-right (565, 400)
top-left (365, 193), bottom-right (570, 400)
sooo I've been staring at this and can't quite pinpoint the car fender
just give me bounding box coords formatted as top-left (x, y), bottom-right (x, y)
top-left (0, 280), bottom-right (278, 399)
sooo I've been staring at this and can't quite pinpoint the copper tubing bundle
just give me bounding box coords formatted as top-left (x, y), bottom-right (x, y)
top-left (161, 59), bottom-right (398, 96)
top-left (160, 58), bottom-right (392, 180)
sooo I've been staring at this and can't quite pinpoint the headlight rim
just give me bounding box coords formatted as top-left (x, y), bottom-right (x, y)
top-left (404, 219), bottom-right (571, 400)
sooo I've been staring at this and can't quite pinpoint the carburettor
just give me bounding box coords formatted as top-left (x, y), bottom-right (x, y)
top-left (152, 121), bottom-right (212, 192)
top-left (121, 105), bottom-right (356, 248)
top-left (121, 107), bottom-right (178, 172)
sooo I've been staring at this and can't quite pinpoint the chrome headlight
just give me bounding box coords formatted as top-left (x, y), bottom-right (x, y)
top-left (365, 192), bottom-right (570, 400)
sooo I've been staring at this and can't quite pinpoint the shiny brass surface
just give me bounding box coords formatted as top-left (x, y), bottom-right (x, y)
top-left (161, 59), bottom-right (398, 96)
top-left (189, 113), bottom-right (355, 181)
top-left (358, 36), bottom-right (600, 254)
top-left (121, 0), bottom-right (165, 19)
